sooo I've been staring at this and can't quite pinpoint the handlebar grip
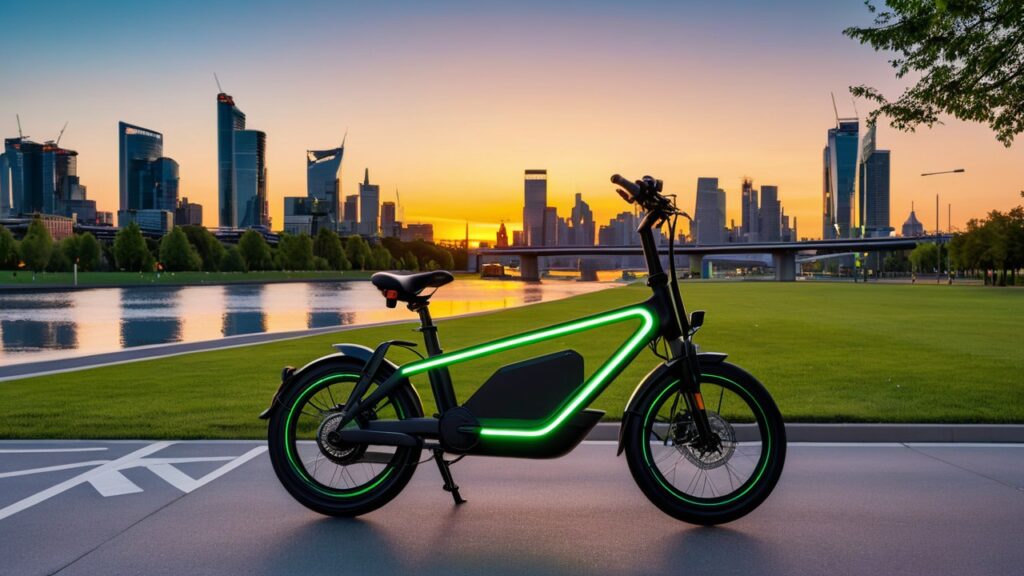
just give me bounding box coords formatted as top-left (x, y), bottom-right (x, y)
top-left (610, 174), bottom-right (641, 197)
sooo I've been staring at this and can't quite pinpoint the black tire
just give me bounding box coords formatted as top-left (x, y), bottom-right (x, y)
top-left (267, 357), bottom-right (423, 517)
top-left (624, 361), bottom-right (786, 525)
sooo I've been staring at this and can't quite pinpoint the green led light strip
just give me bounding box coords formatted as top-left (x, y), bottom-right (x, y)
top-left (400, 306), bottom-right (657, 439)
top-left (642, 374), bottom-right (770, 507)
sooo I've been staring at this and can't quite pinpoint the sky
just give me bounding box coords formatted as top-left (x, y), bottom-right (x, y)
top-left (2, 0), bottom-right (1021, 242)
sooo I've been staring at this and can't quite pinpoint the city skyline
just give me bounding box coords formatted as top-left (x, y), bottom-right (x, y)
top-left (2, 1), bottom-right (1021, 241)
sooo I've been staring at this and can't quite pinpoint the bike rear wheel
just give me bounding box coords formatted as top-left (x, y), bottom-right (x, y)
top-left (624, 361), bottom-right (785, 525)
top-left (267, 359), bottom-right (423, 517)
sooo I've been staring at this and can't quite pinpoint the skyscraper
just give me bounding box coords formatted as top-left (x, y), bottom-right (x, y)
top-left (381, 201), bottom-right (397, 237)
top-left (569, 192), bottom-right (595, 246)
top-left (217, 92), bottom-right (246, 227)
top-left (175, 197), bottom-right (203, 227)
top-left (823, 119), bottom-right (859, 238)
top-left (693, 177), bottom-right (726, 245)
top-left (359, 169), bottom-right (379, 236)
top-left (858, 125), bottom-right (892, 237)
top-left (234, 130), bottom-right (268, 228)
top-left (523, 169), bottom-right (547, 246)
top-left (543, 206), bottom-right (558, 246)
top-left (0, 152), bottom-right (9, 217)
top-left (119, 123), bottom-right (162, 211)
top-left (741, 178), bottom-right (759, 242)
top-left (2, 137), bottom-right (44, 215)
top-left (342, 194), bottom-right (359, 232)
top-left (307, 144), bottom-right (344, 227)
top-left (759, 185), bottom-right (781, 241)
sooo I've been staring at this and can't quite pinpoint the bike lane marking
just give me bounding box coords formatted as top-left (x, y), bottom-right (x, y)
top-left (0, 442), bottom-right (267, 522)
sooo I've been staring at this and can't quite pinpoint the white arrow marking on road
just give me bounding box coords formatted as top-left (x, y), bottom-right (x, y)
top-left (0, 443), bottom-right (268, 522)
top-left (88, 469), bottom-right (145, 497)
top-left (0, 442), bottom-right (171, 522)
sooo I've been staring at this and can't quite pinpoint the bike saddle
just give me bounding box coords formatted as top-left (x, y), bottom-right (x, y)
top-left (371, 270), bottom-right (455, 308)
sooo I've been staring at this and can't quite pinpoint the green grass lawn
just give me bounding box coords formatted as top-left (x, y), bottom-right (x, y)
top-left (1, 281), bottom-right (1021, 438)
top-left (0, 270), bottom-right (374, 288)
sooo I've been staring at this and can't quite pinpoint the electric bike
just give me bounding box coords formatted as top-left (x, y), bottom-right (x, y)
top-left (262, 174), bottom-right (786, 525)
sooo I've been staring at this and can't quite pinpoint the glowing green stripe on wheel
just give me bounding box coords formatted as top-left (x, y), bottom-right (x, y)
top-left (642, 374), bottom-right (771, 507)
top-left (284, 373), bottom-right (400, 498)
top-left (400, 306), bottom-right (657, 439)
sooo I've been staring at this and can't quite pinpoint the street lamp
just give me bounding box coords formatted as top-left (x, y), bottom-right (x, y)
top-left (921, 169), bottom-right (966, 284)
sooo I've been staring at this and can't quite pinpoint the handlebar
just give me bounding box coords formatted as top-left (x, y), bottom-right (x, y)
top-left (610, 173), bottom-right (676, 216)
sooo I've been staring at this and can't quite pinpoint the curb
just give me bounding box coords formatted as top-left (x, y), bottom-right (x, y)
top-left (585, 422), bottom-right (1024, 443)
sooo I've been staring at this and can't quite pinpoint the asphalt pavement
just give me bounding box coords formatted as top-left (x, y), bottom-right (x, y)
top-left (1, 441), bottom-right (1021, 576)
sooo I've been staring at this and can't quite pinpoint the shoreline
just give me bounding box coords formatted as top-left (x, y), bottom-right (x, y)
top-left (0, 271), bottom-right (384, 293)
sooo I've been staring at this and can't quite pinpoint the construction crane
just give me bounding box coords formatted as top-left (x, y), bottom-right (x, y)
top-left (16, 114), bottom-right (27, 139)
top-left (55, 122), bottom-right (69, 147)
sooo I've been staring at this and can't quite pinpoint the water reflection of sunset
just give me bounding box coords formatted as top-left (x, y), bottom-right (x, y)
top-left (0, 280), bottom-right (614, 365)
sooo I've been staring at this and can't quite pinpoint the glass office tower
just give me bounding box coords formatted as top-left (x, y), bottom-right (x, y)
top-left (218, 93), bottom-right (246, 227)
top-left (2, 138), bottom-right (44, 215)
top-left (233, 129), bottom-right (267, 228)
top-left (823, 119), bottom-right (859, 238)
top-left (150, 157), bottom-right (179, 212)
top-left (307, 145), bottom-right (344, 228)
top-left (523, 169), bottom-right (547, 246)
top-left (118, 122), bottom-right (163, 212)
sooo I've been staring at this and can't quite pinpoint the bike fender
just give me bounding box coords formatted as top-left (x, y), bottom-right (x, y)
top-left (257, 344), bottom-right (411, 419)
top-left (616, 352), bottom-right (727, 455)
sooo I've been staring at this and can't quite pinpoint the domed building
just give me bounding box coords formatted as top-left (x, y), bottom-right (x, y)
top-left (901, 203), bottom-right (925, 237)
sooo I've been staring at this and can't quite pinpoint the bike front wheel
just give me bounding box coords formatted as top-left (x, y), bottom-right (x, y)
top-left (623, 361), bottom-right (786, 525)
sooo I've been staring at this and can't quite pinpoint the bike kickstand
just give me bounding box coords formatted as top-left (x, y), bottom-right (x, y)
top-left (432, 448), bottom-right (466, 505)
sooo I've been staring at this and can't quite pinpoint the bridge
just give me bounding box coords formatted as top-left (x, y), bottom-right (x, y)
top-left (476, 235), bottom-right (951, 281)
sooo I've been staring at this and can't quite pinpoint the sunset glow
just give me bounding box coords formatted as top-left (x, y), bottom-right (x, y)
top-left (2, 1), bottom-right (1020, 241)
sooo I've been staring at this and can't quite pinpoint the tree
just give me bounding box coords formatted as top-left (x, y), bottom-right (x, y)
top-left (20, 217), bottom-right (54, 272)
top-left (845, 0), bottom-right (1024, 146)
top-left (0, 225), bottom-right (18, 269)
top-left (238, 229), bottom-right (273, 271)
top-left (182, 225), bottom-right (226, 271)
top-left (113, 222), bottom-right (154, 272)
top-left (908, 242), bottom-right (939, 273)
top-left (345, 235), bottom-right (372, 270)
top-left (277, 233), bottom-right (315, 270)
top-left (47, 236), bottom-right (73, 272)
top-left (222, 245), bottom-right (247, 272)
top-left (160, 226), bottom-right (203, 271)
top-left (313, 228), bottom-right (349, 270)
top-left (77, 232), bottom-right (101, 271)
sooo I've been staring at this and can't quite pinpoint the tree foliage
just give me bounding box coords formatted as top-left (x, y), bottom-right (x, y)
top-left (182, 225), bottom-right (226, 271)
top-left (160, 226), bottom-right (203, 271)
top-left (113, 222), bottom-right (154, 272)
top-left (845, 0), bottom-right (1024, 146)
top-left (222, 245), bottom-right (247, 272)
top-left (77, 233), bottom-right (101, 271)
top-left (949, 205), bottom-right (1024, 284)
top-left (0, 225), bottom-right (18, 269)
top-left (238, 230), bottom-right (273, 271)
top-left (313, 228), bottom-right (349, 270)
top-left (20, 217), bottom-right (54, 272)
top-left (345, 235), bottom-right (372, 270)
top-left (277, 233), bottom-right (315, 270)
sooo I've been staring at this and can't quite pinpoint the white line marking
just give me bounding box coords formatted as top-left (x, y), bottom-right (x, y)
top-left (88, 470), bottom-right (144, 497)
top-left (0, 460), bottom-right (110, 479)
top-left (0, 447), bottom-right (109, 454)
top-left (0, 442), bottom-right (171, 522)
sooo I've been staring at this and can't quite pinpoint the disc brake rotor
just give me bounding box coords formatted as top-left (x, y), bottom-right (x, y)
top-left (674, 411), bottom-right (737, 470)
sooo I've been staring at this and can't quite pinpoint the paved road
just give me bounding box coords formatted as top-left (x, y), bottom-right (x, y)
top-left (1, 441), bottom-right (1021, 576)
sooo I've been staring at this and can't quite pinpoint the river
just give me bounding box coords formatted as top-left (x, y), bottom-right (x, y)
top-left (0, 279), bottom-right (615, 365)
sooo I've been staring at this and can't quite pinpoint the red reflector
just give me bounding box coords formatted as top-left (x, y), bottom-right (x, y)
top-left (694, 392), bottom-right (705, 411)
top-left (385, 290), bottom-right (399, 299)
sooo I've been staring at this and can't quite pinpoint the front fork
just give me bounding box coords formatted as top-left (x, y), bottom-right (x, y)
top-left (672, 338), bottom-right (720, 452)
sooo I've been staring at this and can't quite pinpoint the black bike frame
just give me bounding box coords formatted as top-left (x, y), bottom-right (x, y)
top-left (333, 211), bottom-right (716, 447)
